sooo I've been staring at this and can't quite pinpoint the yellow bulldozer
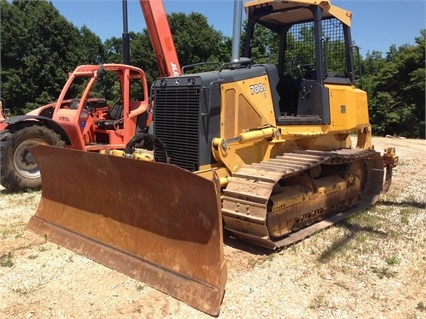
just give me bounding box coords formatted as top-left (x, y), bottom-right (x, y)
top-left (27, 0), bottom-right (398, 316)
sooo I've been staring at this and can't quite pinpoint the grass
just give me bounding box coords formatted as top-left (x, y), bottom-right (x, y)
top-left (385, 256), bottom-right (399, 266)
top-left (400, 215), bottom-right (409, 224)
top-left (315, 209), bottom-right (390, 264)
top-left (368, 256), bottom-right (400, 279)
top-left (248, 258), bottom-right (258, 269)
top-left (11, 287), bottom-right (34, 297)
top-left (371, 266), bottom-right (397, 279)
top-left (247, 253), bottom-right (276, 269)
top-left (400, 204), bottom-right (420, 215)
top-left (416, 302), bottom-right (426, 312)
top-left (316, 196), bottom-right (425, 262)
top-left (348, 208), bottom-right (387, 231)
top-left (309, 293), bottom-right (329, 310)
top-left (134, 305), bottom-right (142, 314)
top-left (1, 221), bottom-right (26, 239)
top-left (0, 252), bottom-right (14, 267)
top-left (136, 284), bottom-right (145, 292)
top-left (355, 233), bottom-right (368, 243)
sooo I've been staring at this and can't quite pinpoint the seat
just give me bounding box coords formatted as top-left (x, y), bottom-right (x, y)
top-left (96, 104), bottom-right (124, 130)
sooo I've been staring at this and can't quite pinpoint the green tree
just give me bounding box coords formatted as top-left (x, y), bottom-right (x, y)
top-left (80, 25), bottom-right (106, 64)
top-left (242, 21), bottom-right (280, 64)
top-left (360, 30), bottom-right (425, 138)
top-left (129, 31), bottom-right (159, 84)
top-left (0, 0), bottom-right (105, 114)
top-left (168, 12), bottom-right (230, 66)
top-left (104, 36), bottom-right (125, 64)
top-left (104, 12), bottom-right (232, 84)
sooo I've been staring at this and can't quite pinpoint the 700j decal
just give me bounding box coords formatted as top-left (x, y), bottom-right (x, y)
top-left (250, 83), bottom-right (267, 96)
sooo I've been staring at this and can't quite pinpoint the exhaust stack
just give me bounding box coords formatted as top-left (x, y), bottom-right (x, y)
top-left (231, 0), bottom-right (243, 62)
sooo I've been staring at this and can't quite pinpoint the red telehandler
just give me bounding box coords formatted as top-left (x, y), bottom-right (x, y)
top-left (0, 0), bottom-right (181, 191)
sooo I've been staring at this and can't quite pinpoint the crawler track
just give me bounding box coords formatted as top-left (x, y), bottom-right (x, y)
top-left (222, 148), bottom-right (385, 249)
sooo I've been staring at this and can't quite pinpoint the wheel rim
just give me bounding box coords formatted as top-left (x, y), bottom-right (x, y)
top-left (13, 138), bottom-right (49, 179)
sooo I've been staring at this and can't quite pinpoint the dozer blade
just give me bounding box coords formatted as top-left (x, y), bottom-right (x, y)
top-left (27, 145), bottom-right (226, 316)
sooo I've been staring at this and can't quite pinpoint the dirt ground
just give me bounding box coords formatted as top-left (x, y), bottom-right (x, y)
top-left (1, 136), bottom-right (425, 319)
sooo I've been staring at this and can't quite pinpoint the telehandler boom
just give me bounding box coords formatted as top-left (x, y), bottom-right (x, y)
top-left (28, 0), bottom-right (398, 316)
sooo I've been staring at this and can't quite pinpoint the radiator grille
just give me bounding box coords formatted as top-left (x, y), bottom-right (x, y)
top-left (154, 86), bottom-right (200, 171)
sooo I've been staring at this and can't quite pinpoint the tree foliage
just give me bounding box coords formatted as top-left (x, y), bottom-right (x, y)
top-left (125, 12), bottom-right (231, 84)
top-left (0, 0), bottom-right (104, 113)
top-left (360, 30), bottom-right (425, 138)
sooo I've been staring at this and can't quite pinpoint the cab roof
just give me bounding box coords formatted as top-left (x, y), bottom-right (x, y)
top-left (245, 0), bottom-right (352, 27)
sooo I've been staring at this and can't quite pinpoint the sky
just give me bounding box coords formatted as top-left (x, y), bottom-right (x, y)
top-left (50, 0), bottom-right (425, 56)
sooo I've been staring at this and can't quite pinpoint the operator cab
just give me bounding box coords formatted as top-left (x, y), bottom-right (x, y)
top-left (54, 64), bottom-right (149, 150)
top-left (245, 1), bottom-right (356, 125)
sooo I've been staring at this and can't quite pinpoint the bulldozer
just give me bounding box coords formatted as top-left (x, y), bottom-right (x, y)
top-left (27, 0), bottom-right (398, 316)
top-left (0, 0), bottom-right (180, 191)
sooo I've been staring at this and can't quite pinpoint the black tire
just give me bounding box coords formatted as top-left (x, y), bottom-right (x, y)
top-left (0, 125), bottom-right (64, 191)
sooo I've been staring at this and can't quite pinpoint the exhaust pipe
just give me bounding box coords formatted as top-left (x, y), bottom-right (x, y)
top-left (231, 0), bottom-right (243, 62)
top-left (122, 0), bottom-right (130, 64)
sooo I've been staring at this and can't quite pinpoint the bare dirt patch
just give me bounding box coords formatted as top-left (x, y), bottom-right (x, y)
top-left (1, 137), bottom-right (425, 319)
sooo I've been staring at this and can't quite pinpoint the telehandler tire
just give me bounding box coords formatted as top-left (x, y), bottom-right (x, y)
top-left (0, 125), bottom-right (64, 191)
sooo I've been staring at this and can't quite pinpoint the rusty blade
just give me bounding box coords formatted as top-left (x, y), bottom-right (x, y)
top-left (27, 145), bottom-right (226, 316)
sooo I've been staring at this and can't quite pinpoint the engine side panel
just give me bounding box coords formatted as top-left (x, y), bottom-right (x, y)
top-left (153, 65), bottom-right (280, 171)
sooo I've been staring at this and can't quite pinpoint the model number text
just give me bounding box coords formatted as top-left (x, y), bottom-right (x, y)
top-left (250, 83), bottom-right (266, 95)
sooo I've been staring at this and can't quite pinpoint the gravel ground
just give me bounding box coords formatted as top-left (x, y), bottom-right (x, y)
top-left (0, 136), bottom-right (425, 319)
